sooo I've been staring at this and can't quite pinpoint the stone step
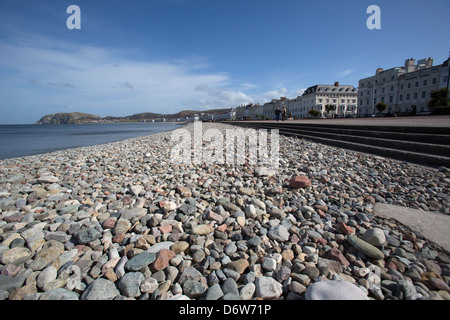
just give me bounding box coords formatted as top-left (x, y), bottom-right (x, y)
top-left (225, 122), bottom-right (450, 168)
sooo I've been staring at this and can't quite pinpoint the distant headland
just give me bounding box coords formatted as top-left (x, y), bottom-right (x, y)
top-left (35, 109), bottom-right (230, 124)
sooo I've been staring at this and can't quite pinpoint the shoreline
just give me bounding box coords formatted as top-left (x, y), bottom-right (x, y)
top-left (0, 122), bottom-right (449, 301)
top-left (0, 122), bottom-right (185, 162)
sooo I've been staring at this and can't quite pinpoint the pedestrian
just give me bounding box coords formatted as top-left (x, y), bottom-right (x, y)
top-left (282, 106), bottom-right (288, 121)
top-left (275, 107), bottom-right (281, 121)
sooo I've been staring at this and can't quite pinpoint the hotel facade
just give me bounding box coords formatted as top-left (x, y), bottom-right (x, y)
top-left (358, 57), bottom-right (450, 116)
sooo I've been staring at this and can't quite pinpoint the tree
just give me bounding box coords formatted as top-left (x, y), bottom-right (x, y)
top-left (325, 104), bottom-right (336, 117)
top-left (308, 109), bottom-right (321, 118)
top-left (375, 102), bottom-right (388, 115)
top-left (427, 88), bottom-right (450, 110)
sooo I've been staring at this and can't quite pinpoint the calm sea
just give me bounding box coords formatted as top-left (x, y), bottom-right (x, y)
top-left (0, 122), bottom-right (181, 160)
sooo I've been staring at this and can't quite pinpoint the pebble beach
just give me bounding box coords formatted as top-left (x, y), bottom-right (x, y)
top-left (0, 122), bottom-right (449, 300)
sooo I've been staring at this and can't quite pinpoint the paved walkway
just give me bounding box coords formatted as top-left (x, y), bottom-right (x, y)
top-left (374, 203), bottom-right (450, 253)
top-left (238, 115), bottom-right (450, 127)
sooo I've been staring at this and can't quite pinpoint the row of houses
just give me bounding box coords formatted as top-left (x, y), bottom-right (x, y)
top-left (232, 82), bottom-right (359, 120)
top-left (229, 56), bottom-right (449, 120)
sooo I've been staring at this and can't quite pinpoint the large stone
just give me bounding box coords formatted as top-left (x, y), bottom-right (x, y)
top-left (36, 266), bottom-right (58, 291)
top-left (326, 248), bottom-right (350, 267)
top-left (183, 280), bottom-right (207, 299)
top-left (125, 252), bottom-right (156, 271)
top-left (238, 187), bottom-right (256, 196)
top-left (192, 224), bottom-right (214, 235)
top-left (151, 249), bottom-right (175, 271)
top-left (37, 176), bottom-right (59, 184)
top-left (39, 288), bottom-right (79, 300)
top-left (44, 231), bottom-right (71, 243)
top-left (362, 228), bottom-right (386, 247)
top-left (120, 208), bottom-right (147, 220)
top-left (113, 218), bottom-right (131, 235)
top-left (118, 272), bottom-right (145, 298)
top-left (255, 276), bottom-right (283, 300)
top-left (268, 224), bottom-right (289, 242)
top-left (31, 240), bottom-right (65, 268)
top-left (0, 247), bottom-right (32, 265)
top-left (305, 280), bottom-right (369, 300)
top-left (81, 278), bottom-right (120, 300)
top-left (140, 277), bottom-right (159, 294)
top-left (76, 227), bottom-right (101, 244)
top-left (289, 176), bottom-right (311, 189)
top-left (226, 259), bottom-right (249, 275)
top-left (178, 266), bottom-right (203, 285)
top-left (171, 241), bottom-right (189, 254)
top-left (347, 235), bottom-right (384, 260)
top-left (205, 283), bottom-right (224, 300)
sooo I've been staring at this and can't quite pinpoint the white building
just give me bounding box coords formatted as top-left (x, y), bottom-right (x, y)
top-left (358, 57), bottom-right (450, 116)
top-left (297, 82), bottom-right (358, 118)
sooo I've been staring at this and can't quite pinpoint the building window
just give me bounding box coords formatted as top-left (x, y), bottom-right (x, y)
top-left (391, 86), bottom-right (394, 92)
top-left (423, 79), bottom-right (428, 86)
top-left (406, 94), bottom-right (410, 100)
top-left (408, 83), bottom-right (411, 89)
top-left (432, 78), bottom-right (437, 84)
top-left (414, 93), bottom-right (418, 99)
top-left (401, 84), bottom-right (404, 90)
top-left (415, 81), bottom-right (419, 87)
top-left (389, 96), bottom-right (393, 103)
top-left (399, 95), bottom-right (403, 101)
top-left (422, 91), bottom-right (426, 99)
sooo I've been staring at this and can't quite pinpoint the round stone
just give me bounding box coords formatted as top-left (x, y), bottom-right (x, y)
top-left (255, 276), bottom-right (283, 300)
top-left (81, 278), bottom-right (120, 300)
top-left (362, 228), bottom-right (386, 247)
top-left (305, 280), bottom-right (369, 300)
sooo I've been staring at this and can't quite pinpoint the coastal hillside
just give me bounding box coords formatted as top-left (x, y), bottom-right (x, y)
top-left (36, 108), bottom-right (230, 124)
top-left (35, 112), bottom-right (102, 124)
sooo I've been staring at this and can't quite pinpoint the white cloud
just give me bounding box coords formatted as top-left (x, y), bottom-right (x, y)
top-left (195, 85), bottom-right (254, 109)
top-left (261, 87), bottom-right (288, 101)
top-left (0, 35), bottom-right (234, 117)
top-left (0, 33), bottom-right (313, 121)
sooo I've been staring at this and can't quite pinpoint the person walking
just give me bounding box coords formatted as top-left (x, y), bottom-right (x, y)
top-left (275, 107), bottom-right (281, 121)
top-left (282, 106), bottom-right (288, 121)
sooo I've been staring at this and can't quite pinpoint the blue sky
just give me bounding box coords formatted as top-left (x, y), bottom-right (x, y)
top-left (0, 0), bottom-right (449, 124)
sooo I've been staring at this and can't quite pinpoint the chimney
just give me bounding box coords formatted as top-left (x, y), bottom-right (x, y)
top-left (376, 68), bottom-right (384, 75)
top-left (334, 81), bottom-right (339, 87)
top-left (405, 58), bottom-right (416, 73)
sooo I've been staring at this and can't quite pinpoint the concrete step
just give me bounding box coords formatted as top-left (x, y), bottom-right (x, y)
top-left (225, 122), bottom-right (450, 168)
top-left (228, 123), bottom-right (450, 145)
top-left (279, 125), bottom-right (450, 146)
top-left (270, 127), bottom-right (450, 157)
